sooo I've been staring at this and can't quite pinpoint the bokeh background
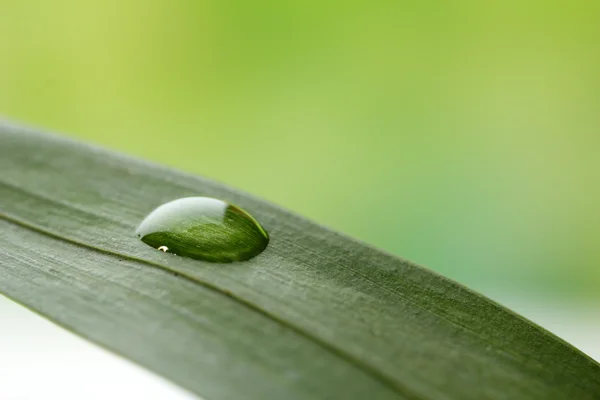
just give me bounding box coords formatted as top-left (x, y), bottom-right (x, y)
top-left (1, 0), bottom-right (598, 377)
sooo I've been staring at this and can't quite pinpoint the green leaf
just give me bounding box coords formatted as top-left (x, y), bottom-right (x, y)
top-left (0, 122), bottom-right (598, 400)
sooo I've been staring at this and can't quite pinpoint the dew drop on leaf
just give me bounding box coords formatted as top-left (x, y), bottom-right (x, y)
top-left (136, 197), bottom-right (269, 263)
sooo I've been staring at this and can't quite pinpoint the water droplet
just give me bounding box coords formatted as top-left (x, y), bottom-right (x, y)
top-left (136, 197), bottom-right (269, 263)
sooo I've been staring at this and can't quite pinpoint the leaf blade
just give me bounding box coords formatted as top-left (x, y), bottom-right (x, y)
top-left (1, 123), bottom-right (598, 399)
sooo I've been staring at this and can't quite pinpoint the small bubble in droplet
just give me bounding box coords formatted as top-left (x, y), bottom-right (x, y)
top-left (136, 196), bottom-right (269, 263)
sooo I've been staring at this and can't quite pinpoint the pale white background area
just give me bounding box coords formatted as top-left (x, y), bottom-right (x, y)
top-left (0, 295), bottom-right (200, 400)
top-left (0, 293), bottom-right (598, 400)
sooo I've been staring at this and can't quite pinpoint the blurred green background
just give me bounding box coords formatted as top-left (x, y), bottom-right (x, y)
top-left (1, 1), bottom-right (599, 307)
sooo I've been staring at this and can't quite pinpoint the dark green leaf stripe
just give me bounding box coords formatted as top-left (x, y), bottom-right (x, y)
top-left (1, 122), bottom-right (598, 400)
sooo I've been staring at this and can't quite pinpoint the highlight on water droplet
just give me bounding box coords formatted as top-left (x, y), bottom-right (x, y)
top-left (135, 197), bottom-right (269, 263)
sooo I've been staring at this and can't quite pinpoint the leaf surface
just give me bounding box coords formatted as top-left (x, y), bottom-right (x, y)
top-left (1, 123), bottom-right (598, 399)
